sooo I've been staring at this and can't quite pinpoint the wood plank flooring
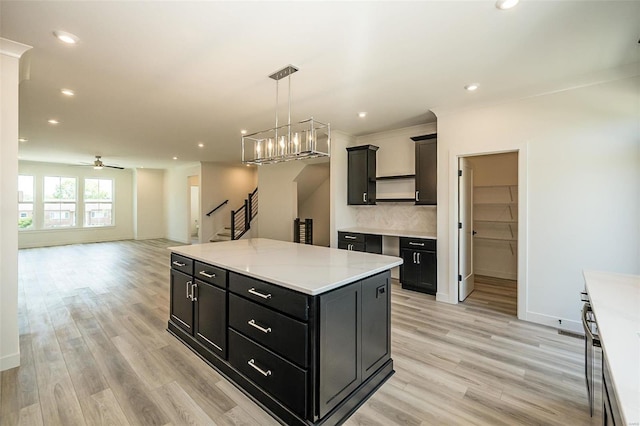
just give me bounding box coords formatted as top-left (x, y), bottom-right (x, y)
top-left (464, 275), bottom-right (518, 317)
top-left (1, 239), bottom-right (600, 425)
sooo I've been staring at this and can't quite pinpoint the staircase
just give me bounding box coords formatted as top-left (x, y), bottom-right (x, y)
top-left (209, 187), bottom-right (257, 242)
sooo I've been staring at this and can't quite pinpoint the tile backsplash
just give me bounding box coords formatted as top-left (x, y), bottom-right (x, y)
top-left (353, 204), bottom-right (436, 234)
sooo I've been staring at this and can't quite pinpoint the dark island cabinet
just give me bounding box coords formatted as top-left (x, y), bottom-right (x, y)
top-left (400, 237), bottom-right (437, 295)
top-left (168, 254), bottom-right (393, 426)
top-left (412, 134), bottom-right (437, 205)
top-left (347, 145), bottom-right (378, 205)
top-left (169, 258), bottom-right (228, 359)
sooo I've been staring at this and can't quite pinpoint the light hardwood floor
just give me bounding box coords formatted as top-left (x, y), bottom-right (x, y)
top-left (464, 275), bottom-right (518, 317)
top-left (1, 239), bottom-right (600, 425)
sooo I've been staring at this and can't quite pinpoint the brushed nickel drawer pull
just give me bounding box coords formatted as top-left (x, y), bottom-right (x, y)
top-left (199, 271), bottom-right (216, 279)
top-left (192, 283), bottom-right (198, 301)
top-left (248, 319), bottom-right (272, 334)
top-left (409, 242), bottom-right (425, 246)
top-left (248, 359), bottom-right (271, 377)
top-left (415, 190), bottom-right (420, 202)
top-left (173, 261), bottom-right (186, 267)
top-left (344, 235), bottom-right (357, 240)
top-left (248, 287), bottom-right (272, 299)
top-left (186, 281), bottom-right (192, 299)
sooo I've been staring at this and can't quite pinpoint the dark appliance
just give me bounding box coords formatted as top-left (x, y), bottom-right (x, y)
top-left (581, 291), bottom-right (601, 417)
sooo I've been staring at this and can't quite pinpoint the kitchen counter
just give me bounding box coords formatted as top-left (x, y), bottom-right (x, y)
top-left (338, 226), bottom-right (436, 240)
top-left (583, 270), bottom-right (640, 425)
top-left (169, 238), bottom-right (402, 295)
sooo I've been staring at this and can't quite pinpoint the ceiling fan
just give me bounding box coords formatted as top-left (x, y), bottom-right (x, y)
top-left (82, 156), bottom-right (124, 170)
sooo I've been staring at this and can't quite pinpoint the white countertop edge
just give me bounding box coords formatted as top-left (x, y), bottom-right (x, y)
top-left (339, 227), bottom-right (436, 240)
top-left (169, 240), bottom-right (403, 296)
top-left (583, 270), bottom-right (640, 425)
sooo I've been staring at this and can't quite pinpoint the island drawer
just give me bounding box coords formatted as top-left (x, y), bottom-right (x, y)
top-left (194, 261), bottom-right (227, 288)
top-left (170, 253), bottom-right (193, 275)
top-left (229, 294), bottom-right (308, 368)
top-left (229, 272), bottom-right (309, 321)
top-left (229, 329), bottom-right (307, 419)
top-left (400, 237), bottom-right (436, 251)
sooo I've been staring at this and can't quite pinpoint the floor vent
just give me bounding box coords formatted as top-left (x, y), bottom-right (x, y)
top-left (558, 329), bottom-right (584, 340)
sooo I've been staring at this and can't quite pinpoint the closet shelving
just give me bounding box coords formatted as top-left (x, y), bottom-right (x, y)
top-left (473, 185), bottom-right (518, 254)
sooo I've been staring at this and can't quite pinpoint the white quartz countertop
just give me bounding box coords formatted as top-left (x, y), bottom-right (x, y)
top-left (169, 238), bottom-right (403, 296)
top-left (339, 227), bottom-right (436, 240)
top-left (583, 270), bottom-right (640, 425)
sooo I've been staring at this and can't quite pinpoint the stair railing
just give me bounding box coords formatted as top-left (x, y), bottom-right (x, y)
top-left (206, 199), bottom-right (228, 216)
top-left (230, 187), bottom-right (257, 240)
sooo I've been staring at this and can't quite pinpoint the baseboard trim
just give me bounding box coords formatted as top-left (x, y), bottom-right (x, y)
top-left (0, 351), bottom-right (20, 371)
top-left (525, 311), bottom-right (582, 334)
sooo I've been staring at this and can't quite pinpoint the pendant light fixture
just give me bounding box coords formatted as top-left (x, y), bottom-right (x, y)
top-left (242, 65), bottom-right (330, 165)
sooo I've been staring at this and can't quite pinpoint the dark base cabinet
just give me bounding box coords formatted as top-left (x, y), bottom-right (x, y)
top-left (167, 254), bottom-right (394, 426)
top-left (399, 237), bottom-right (437, 295)
top-left (338, 232), bottom-right (382, 254)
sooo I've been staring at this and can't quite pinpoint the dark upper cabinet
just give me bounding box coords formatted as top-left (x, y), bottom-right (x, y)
top-left (412, 134), bottom-right (437, 205)
top-left (347, 145), bottom-right (378, 205)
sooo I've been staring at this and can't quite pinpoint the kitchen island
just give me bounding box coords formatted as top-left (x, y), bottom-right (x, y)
top-left (583, 271), bottom-right (639, 425)
top-left (167, 238), bottom-right (403, 426)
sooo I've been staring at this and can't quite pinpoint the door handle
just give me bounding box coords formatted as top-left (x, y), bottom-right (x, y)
top-left (417, 252), bottom-right (421, 264)
top-left (363, 192), bottom-right (367, 203)
top-left (472, 230), bottom-right (478, 236)
top-left (415, 190), bottom-right (419, 202)
top-left (186, 281), bottom-right (193, 300)
top-left (413, 252), bottom-right (416, 263)
top-left (191, 282), bottom-right (198, 302)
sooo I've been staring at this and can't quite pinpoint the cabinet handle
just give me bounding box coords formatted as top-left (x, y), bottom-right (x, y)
top-left (344, 235), bottom-right (357, 240)
top-left (413, 252), bottom-right (416, 263)
top-left (173, 261), bottom-right (186, 267)
top-left (409, 242), bottom-right (425, 246)
top-left (248, 287), bottom-right (272, 299)
top-left (417, 253), bottom-right (421, 264)
top-left (248, 359), bottom-right (272, 377)
top-left (348, 244), bottom-right (352, 250)
top-left (198, 271), bottom-right (216, 279)
top-left (415, 190), bottom-right (419, 202)
top-left (363, 192), bottom-right (367, 203)
top-left (248, 319), bottom-right (272, 334)
top-left (192, 283), bottom-right (198, 301)
top-left (186, 281), bottom-right (192, 300)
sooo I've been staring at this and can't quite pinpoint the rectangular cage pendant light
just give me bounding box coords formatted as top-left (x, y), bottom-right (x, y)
top-left (242, 65), bottom-right (330, 165)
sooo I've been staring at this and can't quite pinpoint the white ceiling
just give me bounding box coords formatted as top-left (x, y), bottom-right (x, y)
top-left (2, 1), bottom-right (638, 169)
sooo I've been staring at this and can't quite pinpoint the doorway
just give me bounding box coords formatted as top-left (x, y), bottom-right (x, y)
top-left (188, 175), bottom-right (200, 244)
top-left (458, 152), bottom-right (518, 316)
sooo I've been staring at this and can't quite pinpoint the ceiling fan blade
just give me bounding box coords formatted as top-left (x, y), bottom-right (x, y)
top-left (104, 165), bottom-right (125, 170)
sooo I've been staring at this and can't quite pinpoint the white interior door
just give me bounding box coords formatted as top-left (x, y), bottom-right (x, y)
top-left (458, 158), bottom-right (474, 301)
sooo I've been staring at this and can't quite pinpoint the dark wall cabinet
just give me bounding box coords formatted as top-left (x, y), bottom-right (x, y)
top-left (338, 231), bottom-right (382, 254)
top-left (168, 255), bottom-right (393, 426)
top-left (412, 134), bottom-right (437, 205)
top-left (347, 145), bottom-right (378, 205)
top-left (169, 254), bottom-right (228, 358)
top-left (400, 237), bottom-right (437, 295)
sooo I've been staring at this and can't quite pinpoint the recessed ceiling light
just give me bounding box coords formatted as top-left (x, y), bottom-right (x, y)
top-left (48, 119), bottom-right (60, 124)
top-left (358, 112), bottom-right (367, 118)
top-left (496, 0), bottom-right (519, 10)
top-left (61, 88), bottom-right (75, 96)
top-left (18, 138), bottom-right (28, 143)
top-left (464, 83), bottom-right (479, 92)
top-left (198, 143), bottom-right (204, 148)
top-left (53, 30), bottom-right (79, 44)
top-left (172, 156), bottom-right (178, 160)
top-left (240, 130), bottom-right (247, 135)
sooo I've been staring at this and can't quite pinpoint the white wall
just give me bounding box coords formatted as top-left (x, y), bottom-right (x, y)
top-left (257, 160), bottom-right (308, 242)
top-left (299, 177), bottom-right (330, 246)
top-left (200, 162), bottom-right (257, 243)
top-left (1, 38), bottom-right (31, 371)
top-left (164, 163), bottom-right (200, 244)
top-left (17, 161), bottom-right (135, 248)
top-left (436, 75), bottom-right (640, 331)
top-left (133, 168), bottom-right (165, 240)
top-left (329, 131), bottom-right (358, 247)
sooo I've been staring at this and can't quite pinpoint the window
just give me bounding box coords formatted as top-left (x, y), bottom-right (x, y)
top-left (84, 178), bottom-right (113, 227)
top-left (18, 175), bottom-right (34, 230)
top-left (43, 176), bottom-right (77, 228)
